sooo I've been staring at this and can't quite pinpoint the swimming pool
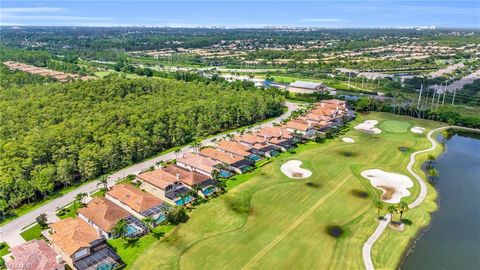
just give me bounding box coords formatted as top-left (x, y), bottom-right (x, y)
top-left (125, 225), bottom-right (139, 237)
top-left (219, 170), bottom-right (232, 178)
top-left (202, 186), bottom-right (216, 196)
top-left (154, 214), bottom-right (166, 224)
top-left (249, 154), bottom-right (262, 162)
top-left (175, 195), bottom-right (193, 206)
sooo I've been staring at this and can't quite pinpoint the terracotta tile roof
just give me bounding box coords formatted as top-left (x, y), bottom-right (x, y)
top-left (6, 239), bottom-right (62, 270)
top-left (257, 126), bottom-right (292, 139)
top-left (269, 137), bottom-right (288, 145)
top-left (78, 197), bottom-right (130, 233)
top-left (137, 168), bottom-right (180, 189)
top-left (305, 113), bottom-right (332, 122)
top-left (285, 119), bottom-right (310, 132)
top-left (216, 140), bottom-right (251, 157)
top-left (311, 108), bottom-right (336, 116)
top-left (106, 184), bottom-right (163, 213)
top-left (199, 148), bottom-right (245, 165)
top-left (50, 217), bottom-right (101, 257)
top-left (161, 164), bottom-right (211, 187)
top-left (139, 165), bottom-right (210, 188)
top-left (235, 133), bottom-right (265, 144)
top-left (177, 152), bottom-right (220, 174)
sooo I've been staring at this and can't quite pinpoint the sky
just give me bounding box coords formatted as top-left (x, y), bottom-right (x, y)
top-left (1, 0), bottom-right (479, 28)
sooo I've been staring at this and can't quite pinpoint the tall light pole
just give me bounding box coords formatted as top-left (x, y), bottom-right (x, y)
top-left (417, 84), bottom-right (423, 108)
top-left (441, 82), bottom-right (447, 106)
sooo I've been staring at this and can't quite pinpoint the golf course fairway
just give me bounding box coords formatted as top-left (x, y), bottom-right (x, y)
top-left (130, 112), bottom-right (444, 270)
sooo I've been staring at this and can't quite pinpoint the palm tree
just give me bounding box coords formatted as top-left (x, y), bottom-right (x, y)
top-left (427, 168), bottom-right (439, 182)
top-left (387, 205), bottom-right (396, 221)
top-left (174, 148), bottom-right (182, 158)
top-left (179, 193), bottom-right (190, 207)
top-left (97, 175), bottom-right (108, 191)
top-left (74, 192), bottom-right (88, 213)
top-left (427, 154), bottom-right (436, 168)
top-left (113, 219), bottom-right (128, 239)
top-left (374, 201), bottom-right (384, 217)
top-left (397, 201), bottom-right (409, 222)
top-left (141, 217), bottom-right (154, 231)
top-left (191, 184), bottom-right (202, 198)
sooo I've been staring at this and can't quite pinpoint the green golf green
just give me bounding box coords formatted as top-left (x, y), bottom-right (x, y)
top-left (379, 120), bottom-right (412, 133)
top-left (130, 112), bottom-right (443, 270)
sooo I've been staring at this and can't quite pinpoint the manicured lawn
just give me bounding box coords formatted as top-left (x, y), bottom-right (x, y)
top-left (108, 225), bottom-right (175, 266)
top-left (379, 120), bottom-right (412, 133)
top-left (0, 242), bottom-right (10, 256)
top-left (20, 224), bottom-right (44, 241)
top-left (56, 202), bottom-right (81, 220)
top-left (130, 112), bottom-right (444, 270)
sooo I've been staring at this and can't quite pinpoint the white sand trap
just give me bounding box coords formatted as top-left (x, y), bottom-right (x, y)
top-left (410, 126), bottom-right (425, 134)
top-left (361, 169), bottom-right (413, 203)
top-left (342, 137), bottom-right (355, 143)
top-left (281, 160), bottom-right (312, 179)
top-left (355, 120), bottom-right (382, 134)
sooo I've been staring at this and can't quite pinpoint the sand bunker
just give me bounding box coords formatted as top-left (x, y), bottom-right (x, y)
top-left (281, 160), bottom-right (312, 179)
top-left (410, 126), bottom-right (425, 134)
top-left (355, 120), bottom-right (381, 134)
top-left (360, 169), bottom-right (413, 203)
top-left (342, 137), bottom-right (355, 143)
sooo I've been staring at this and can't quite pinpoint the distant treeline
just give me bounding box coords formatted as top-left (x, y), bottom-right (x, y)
top-left (0, 74), bottom-right (284, 215)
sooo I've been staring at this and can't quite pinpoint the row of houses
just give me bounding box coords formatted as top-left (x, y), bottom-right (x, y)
top-left (283, 99), bottom-right (353, 139)
top-left (3, 99), bottom-right (352, 270)
top-left (3, 61), bottom-right (95, 83)
top-left (3, 182), bottom-right (172, 270)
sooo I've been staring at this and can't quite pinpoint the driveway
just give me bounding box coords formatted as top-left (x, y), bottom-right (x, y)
top-left (0, 102), bottom-right (298, 247)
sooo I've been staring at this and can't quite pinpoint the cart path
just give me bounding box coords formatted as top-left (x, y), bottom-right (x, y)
top-left (241, 176), bottom-right (349, 270)
top-left (362, 125), bottom-right (480, 270)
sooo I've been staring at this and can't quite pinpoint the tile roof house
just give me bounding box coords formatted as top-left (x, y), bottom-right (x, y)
top-left (199, 148), bottom-right (254, 173)
top-left (105, 184), bottom-right (169, 225)
top-left (234, 133), bottom-right (281, 157)
top-left (284, 119), bottom-right (318, 139)
top-left (48, 217), bottom-right (123, 270)
top-left (77, 197), bottom-right (131, 239)
top-left (137, 165), bottom-right (211, 205)
top-left (256, 126), bottom-right (295, 150)
top-left (177, 152), bottom-right (220, 176)
top-left (215, 140), bottom-right (252, 157)
top-left (5, 239), bottom-right (64, 270)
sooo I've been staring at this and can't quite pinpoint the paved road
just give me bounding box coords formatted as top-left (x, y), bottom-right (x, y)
top-left (361, 125), bottom-right (480, 270)
top-left (0, 102), bottom-right (299, 247)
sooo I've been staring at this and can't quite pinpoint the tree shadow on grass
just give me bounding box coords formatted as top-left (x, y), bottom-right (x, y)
top-left (325, 225), bottom-right (345, 238)
top-left (305, 182), bottom-right (321, 188)
top-left (401, 218), bottom-right (413, 226)
top-left (122, 237), bottom-right (140, 249)
top-left (152, 230), bottom-right (165, 240)
top-left (350, 189), bottom-right (369, 199)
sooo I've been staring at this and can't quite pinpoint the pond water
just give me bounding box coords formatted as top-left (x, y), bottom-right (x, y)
top-left (401, 132), bottom-right (480, 269)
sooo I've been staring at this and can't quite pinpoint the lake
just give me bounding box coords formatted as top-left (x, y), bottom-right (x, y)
top-left (401, 132), bottom-right (480, 269)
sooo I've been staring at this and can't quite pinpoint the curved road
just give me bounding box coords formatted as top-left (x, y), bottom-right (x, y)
top-left (362, 125), bottom-right (480, 270)
top-left (0, 102), bottom-right (299, 246)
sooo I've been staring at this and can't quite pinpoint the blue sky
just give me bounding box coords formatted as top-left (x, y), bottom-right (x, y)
top-left (1, 1), bottom-right (479, 28)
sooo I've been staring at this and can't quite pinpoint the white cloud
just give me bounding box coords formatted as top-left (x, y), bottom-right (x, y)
top-left (301, 18), bottom-right (347, 23)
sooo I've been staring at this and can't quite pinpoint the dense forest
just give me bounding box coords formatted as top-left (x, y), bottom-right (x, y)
top-left (0, 73), bottom-right (284, 215)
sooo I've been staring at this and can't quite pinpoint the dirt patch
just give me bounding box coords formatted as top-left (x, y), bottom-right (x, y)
top-left (292, 172), bottom-right (304, 178)
top-left (351, 189), bottom-right (369, 198)
top-left (326, 225), bottom-right (345, 238)
top-left (377, 185), bottom-right (395, 200)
